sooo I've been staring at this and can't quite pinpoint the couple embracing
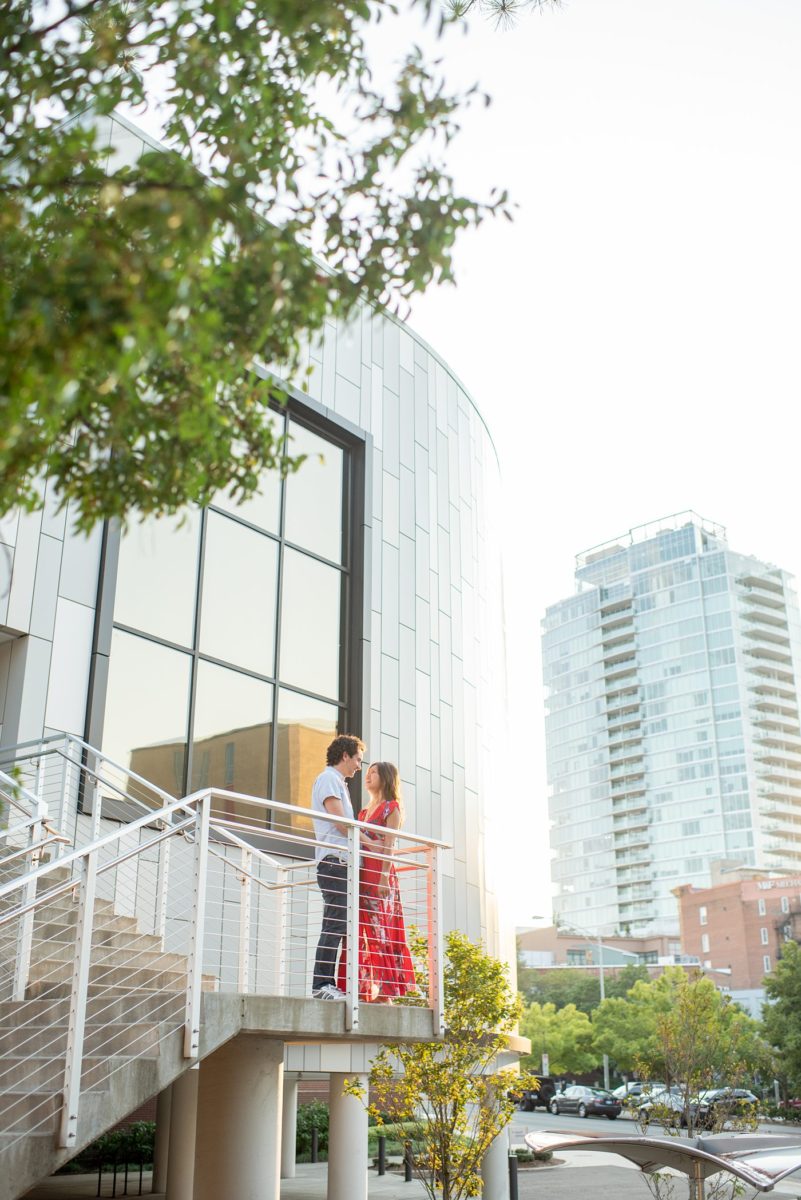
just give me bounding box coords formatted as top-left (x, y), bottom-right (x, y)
top-left (310, 735), bottom-right (416, 1004)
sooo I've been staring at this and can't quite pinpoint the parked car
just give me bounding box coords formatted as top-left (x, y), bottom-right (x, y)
top-left (612, 1081), bottom-right (666, 1101)
top-left (691, 1088), bottom-right (759, 1129)
top-left (549, 1085), bottom-right (622, 1120)
top-left (637, 1089), bottom-right (688, 1128)
top-left (513, 1076), bottom-right (558, 1111)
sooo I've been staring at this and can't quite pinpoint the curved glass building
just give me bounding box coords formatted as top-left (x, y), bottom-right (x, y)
top-left (0, 111), bottom-right (507, 954)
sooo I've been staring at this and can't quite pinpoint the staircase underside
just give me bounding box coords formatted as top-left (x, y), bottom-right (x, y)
top-left (1, 994), bottom-right (439, 1200)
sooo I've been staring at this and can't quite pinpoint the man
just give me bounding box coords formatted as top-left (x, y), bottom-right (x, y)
top-left (310, 733), bottom-right (366, 999)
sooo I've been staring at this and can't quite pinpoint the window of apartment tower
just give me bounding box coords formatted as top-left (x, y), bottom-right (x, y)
top-left (95, 403), bottom-right (363, 834)
top-left (760, 927), bottom-right (769, 945)
top-left (763, 955), bottom-right (771, 973)
top-left (701, 933), bottom-right (710, 954)
top-left (699, 906), bottom-right (708, 925)
top-left (758, 898), bottom-right (766, 916)
top-left (781, 895), bottom-right (790, 914)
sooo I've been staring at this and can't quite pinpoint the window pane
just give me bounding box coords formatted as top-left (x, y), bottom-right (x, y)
top-left (273, 689), bottom-right (340, 837)
top-left (115, 512), bottom-right (200, 646)
top-left (200, 511), bottom-right (278, 676)
top-left (284, 422), bottom-right (343, 562)
top-left (192, 660), bottom-right (273, 822)
top-left (211, 460), bottom-right (281, 535)
top-left (104, 630), bottom-right (191, 798)
top-left (279, 549), bottom-right (341, 699)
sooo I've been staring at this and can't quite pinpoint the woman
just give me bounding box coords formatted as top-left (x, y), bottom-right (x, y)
top-left (336, 761), bottom-right (416, 1002)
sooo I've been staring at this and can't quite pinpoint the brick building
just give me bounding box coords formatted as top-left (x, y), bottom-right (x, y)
top-left (517, 925), bottom-right (686, 975)
top-left (675, 873), bottom-right (801, 1007)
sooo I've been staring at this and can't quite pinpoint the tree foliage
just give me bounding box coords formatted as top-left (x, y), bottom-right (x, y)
top-left (1, 0), bottom-right (512, 530)
top-left (518, 962), bottom-right (650, 1012)
top-left (519, 1001), bottom-right (598, 1075)
top-left (763, 940), bottom-right (801, 1093)
top-left (350, 931), bottom-right (534, 1200)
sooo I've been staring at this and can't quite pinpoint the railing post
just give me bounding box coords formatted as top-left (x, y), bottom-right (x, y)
top-left (58, 736), bottom-right (75, 857)
top-left (238, 847), bottom-right (252, 993)
top-left (184, 794), bottom-right (211, 1058)
top-left (344, 823), bottom-right (360, 1032)
top-left (13, 803), bottom-right (48, 1002)
top-left (59, 850), bottom-right (98, 1148)
top-left (275, 865), bottom-right (287, 995)
top-left (427, 845), bottom-right (445, 1035)
top-left (155, 837), bottom-right (170, 944)
top-left (89, 747), bottom-right (102, 843)
top-left (34, 748), bottom-right (46, 807)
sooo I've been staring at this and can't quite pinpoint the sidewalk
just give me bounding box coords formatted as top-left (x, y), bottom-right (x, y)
top-left (22, 1153), bottom-right (801, 1200)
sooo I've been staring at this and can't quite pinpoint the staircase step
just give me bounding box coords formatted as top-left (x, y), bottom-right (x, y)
top-left (0, 1090), bottom-right (61, 1132)
top-left (0, 927), bottom-right (162, 963)
top-left (0, 1021), bottom-right (162, 1057)
top-left (0, 991), bottom-right (184, 1024)
top-left (0, 1055), bottom-right (111, 1090)
top-left (25, 942), bottom-right (189, 971)
top-left (25, 969), bottom-right (218, 998)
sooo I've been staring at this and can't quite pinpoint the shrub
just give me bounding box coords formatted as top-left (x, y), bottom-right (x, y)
top-left (296, 1101), bottom-right (329, 1160)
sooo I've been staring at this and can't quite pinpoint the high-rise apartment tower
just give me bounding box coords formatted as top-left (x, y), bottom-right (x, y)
top-left (542, 512), bottom-right (801, 936)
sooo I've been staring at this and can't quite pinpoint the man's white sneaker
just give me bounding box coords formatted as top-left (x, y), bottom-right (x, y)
top-left (313, 985), bottom-right (345, 1000)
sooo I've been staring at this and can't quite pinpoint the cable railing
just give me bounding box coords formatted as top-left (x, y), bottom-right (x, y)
top-left (0, 742), bottom-right (446, 1178)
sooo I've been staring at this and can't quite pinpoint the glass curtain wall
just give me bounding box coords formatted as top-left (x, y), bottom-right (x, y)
top-left (101, 412), bottom-right (353, 832)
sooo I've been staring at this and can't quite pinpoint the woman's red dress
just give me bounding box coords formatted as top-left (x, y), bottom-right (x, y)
top-left (336, 799), bottom-right (417, 1001)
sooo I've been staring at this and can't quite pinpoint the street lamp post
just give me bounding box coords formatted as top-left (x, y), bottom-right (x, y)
top-left (556, 921), bottom-right (627, 1090)
top-left (595, 932), bottom-right (610, 1091)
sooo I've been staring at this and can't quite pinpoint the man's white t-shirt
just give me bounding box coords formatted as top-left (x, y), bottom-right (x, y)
top-left (311, 766), bottom-right (352, 863)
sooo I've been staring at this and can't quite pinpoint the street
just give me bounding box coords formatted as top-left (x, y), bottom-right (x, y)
top-left (506, 1107), bottom-right (801, 1199)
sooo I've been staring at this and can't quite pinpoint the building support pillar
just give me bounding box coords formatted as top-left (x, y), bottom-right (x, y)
top-left (166, 1066), bottom-right (198, 1200)
top-left (281, 1074), bottom-right (299, 1179)
top-left (481, 1129), bottom-right (509, 1200)
top-left (327, 1071), bottom-right (368, 1200)
top-left (152, 1082), bottom-right (172, 1194)
top-left (193, 1036), bottom-right (284, 1200)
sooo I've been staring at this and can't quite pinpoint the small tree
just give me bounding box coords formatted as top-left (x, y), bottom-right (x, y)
top-left (763, 940), bottom-right (801, 1097)
top-left (349, 931), bottom-right (534, 1200)
top-left (520, 1001), bottom-right (598, 1075)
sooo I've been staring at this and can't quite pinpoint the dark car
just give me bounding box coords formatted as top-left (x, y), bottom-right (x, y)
top-left (691, 1088), bottom-right (759, 1130)
top-left (514, 1076), bottom-right (558, 1111)
top-left (548, 1085), bottom-right (622, 1120)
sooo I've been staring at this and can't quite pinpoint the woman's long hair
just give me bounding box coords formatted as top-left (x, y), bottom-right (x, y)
top-left (368, 761), bottom-right (404, 822)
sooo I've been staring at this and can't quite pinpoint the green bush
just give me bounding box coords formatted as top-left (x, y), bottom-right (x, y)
top-left (296, 1101), bottom-right (329, 1161)
top-left (57, 1122), bottom-right (155, 1174)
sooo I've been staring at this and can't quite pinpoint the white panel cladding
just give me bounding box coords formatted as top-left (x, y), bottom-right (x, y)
top-left (317, 304), bottom-right (505, 949)
top-left (5, 508), bottom-right (43, 634)
top-left (44, 598), bottom-right (95, 734)
top-left (58, 518), bottom-right (103, 608)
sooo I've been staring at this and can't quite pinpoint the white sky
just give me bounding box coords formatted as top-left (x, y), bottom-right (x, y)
top-left (379, 0), bottom-right (801, 928)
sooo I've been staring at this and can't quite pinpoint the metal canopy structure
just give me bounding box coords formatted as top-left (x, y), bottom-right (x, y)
top-left (524, 1129), bottom-right (801, 1194)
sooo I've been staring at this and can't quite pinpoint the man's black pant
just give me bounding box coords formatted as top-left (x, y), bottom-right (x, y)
top-left (312, 855), bottom-right (348, 992)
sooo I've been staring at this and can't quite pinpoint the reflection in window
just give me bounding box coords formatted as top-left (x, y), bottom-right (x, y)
top-left (211, 448), bottom-right (282, 534)
top-left (273, 689), bottom-right (339, 836)
top-left (106, 630), bottom-right (191, 797)
top-left (192, 660), bottom-right (273, 821)
top-left (115, 512), bottom-right (200, 647)
top-left (200, 511), bottom-right (278, 676)
top-left (284, 422), bottom-right (343, 562)
top-left (279, 548), bottom-right (341, 699)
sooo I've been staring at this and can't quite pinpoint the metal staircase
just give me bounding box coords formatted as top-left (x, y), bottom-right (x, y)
top-left (0, 735), bottom-right (445, 1200)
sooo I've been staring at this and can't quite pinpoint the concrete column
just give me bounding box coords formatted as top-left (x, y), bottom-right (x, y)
top-left (281, 1075), bottom-right (299, 1179)
top-left (480, 1129), bottom-right (509, 1200)
top-left (166, 1066), bottom-right (199, 1200)
top-left (152, 1083), bottom-right (172, 1194)
top-left (327, 1071), bottom-right (368, 1200)
top-left (194, 1035), bottom-right (284, 1200)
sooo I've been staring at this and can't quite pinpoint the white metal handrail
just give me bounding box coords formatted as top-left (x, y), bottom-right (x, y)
top-left (0, 744), bottom-right (447, 1162)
